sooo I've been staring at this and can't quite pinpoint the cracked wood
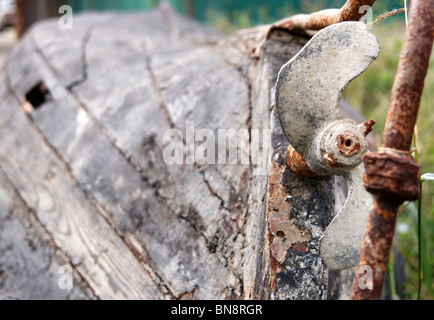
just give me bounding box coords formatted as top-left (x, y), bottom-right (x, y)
top-left (0, 7), bottom-right (367, 300)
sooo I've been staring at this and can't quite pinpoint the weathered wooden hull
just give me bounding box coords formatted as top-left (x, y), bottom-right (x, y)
top-left (0, 7), bottom-right (367, 300)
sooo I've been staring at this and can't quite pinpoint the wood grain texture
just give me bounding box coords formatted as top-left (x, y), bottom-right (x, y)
top-left (0, 96), bottom-right (164, 300)
top-left (0, 7), bottom-right (364, 299)
top-left (0, 166), bottom-right (91, 300)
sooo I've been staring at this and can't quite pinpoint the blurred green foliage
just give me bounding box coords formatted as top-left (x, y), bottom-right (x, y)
top-left (68, 0), bottom-right (407, 25)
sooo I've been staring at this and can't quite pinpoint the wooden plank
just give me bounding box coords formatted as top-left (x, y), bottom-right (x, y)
top-left (31, 9), bottom-right (245, 213)
top-left (0, 96), bottom-right (163, 300)
top-left (140, 6), bottom-right (224, 51)
top-left (7, 35), bottom-right (44, 100)
top-left (0, 95), bottom-right (17, 131)
top-left (8, 15), bottom-right (245, 299)
top-left (29, 80), bottom-right (242, 299)
top-left (0, 8), bottom-right (371, 299)
top-left (0, 166), bottom-right (90, 300)
top-left (240, 29), bottom-right (319, 299)
top-left (31, 20), bottom-right (89, 89)
top-left (266, 108), bottom-right (333, 300)
top-left (69, 9), bottom-right (251, 218)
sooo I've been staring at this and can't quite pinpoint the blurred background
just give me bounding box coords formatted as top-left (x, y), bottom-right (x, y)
top-left (0, 0), bottom-right (432, 300)
top-left (1, 0), bottom-right (409, 35)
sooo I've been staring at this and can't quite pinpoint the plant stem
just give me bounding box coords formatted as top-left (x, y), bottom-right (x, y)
top-left (387, 249), bottom-right (398, 299)
top-left (413, 127), bottom-right (420, 164)
top-left (418, 180), bottom-right (423, 300)
top-left (393, 237), bottom-right (418, 270)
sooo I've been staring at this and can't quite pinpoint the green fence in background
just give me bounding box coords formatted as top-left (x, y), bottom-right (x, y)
top-left (69, 0), bottom-right (156, 12)
top-left (68, 0), bottom-right (407, 25)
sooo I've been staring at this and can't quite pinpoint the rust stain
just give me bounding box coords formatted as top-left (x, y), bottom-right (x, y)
top-left (291, 242), bottom-right (308, 253)
top-left (269, 215), bottom-right (311, 263)
top-left (323, 152), bottom-right (337, 166)
top-left (286, 144), bottom-right (321, 179)
top-left (359, 119), bottom-right (376, 137)
top-left (266, 159), bottom-right (311, 279)
top-left (336, 131), bottom-right (362, 156)
top-left (363, 152), bottom-right (420, 203)
top-left (266, 160), bottom-right (287, 274)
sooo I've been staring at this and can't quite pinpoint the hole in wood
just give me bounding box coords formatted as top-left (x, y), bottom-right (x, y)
top-left (25, 81), bottom-right (50, 111)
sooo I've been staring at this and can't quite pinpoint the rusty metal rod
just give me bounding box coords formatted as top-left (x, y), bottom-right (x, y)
top-left (351, 0), bottom-right (434, 300)
top-left (382, 3), bottom-right (434, 151)
top-left (269, 0), bottom-right (376, 36)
